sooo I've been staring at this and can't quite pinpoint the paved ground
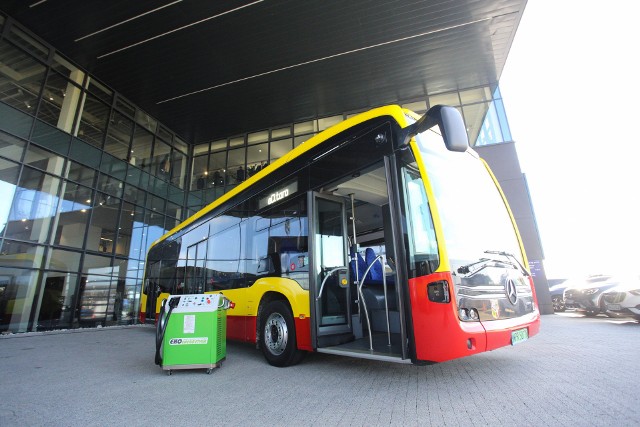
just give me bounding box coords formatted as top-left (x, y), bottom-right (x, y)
top-left (1, 313), bottom-right (638, 426)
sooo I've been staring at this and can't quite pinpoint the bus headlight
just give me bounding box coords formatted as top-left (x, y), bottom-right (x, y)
top-left (459, 307), bottom-right (480, 322)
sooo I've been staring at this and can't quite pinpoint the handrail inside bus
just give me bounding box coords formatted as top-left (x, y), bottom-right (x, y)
top-left (316, 267), bottom-right (348, 302)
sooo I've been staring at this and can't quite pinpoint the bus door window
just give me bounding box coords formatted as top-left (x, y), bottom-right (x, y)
top-left (313, 194), bottom-right (350, 329)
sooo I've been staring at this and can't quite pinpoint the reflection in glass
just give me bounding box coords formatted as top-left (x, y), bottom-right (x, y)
top-left (53, 182), bottom-right (92, 248)
top-left (105, 111), bottom-right (133, 161)
top-left (36, 271), bottom-right (79, 330)
top-left (0, 158), bottom-right (20, 233)
top-left (5, 166), bottom-right (61, 243)
top-left (0, 267), bottom-right (40, 333)
top-left (87, 191), bottom-right (120, 254)
top-left (76, 93), bottom-right (109, 148)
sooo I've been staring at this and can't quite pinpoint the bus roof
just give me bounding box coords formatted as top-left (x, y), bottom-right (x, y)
top-left (151, 105), bottom-right (412, 249)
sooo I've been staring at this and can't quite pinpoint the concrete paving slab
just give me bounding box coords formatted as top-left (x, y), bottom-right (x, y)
top-left (1, 314), bottom-right (638, 426)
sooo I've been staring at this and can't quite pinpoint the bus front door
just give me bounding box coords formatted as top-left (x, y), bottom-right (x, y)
top-left (310, 193), bottom-right (353, 347)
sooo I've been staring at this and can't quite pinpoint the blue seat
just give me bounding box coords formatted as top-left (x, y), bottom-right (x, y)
top-left (365, 248), bottom-right (383, 282)
top-left (349, 248), bottom-right (368, 284)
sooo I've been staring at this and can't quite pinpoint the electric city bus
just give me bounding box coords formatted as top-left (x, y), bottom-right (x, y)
top-left (139, 105), bottom-right (540, 366)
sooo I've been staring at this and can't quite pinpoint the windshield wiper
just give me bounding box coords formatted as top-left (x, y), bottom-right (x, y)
top-left (456, 257), bottom-right (518, 277)
top-left (484, 250), bottom-right (530, 277)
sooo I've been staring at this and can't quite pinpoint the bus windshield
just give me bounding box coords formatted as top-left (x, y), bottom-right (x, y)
top-left (416, 128), bottom-right (523, 270)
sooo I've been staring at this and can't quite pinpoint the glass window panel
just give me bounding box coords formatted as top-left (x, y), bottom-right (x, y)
top-left (0, 103), bottom-right (34, 139)
top-left (87, 78), bottom-right (113, 105)
top-left (157, 126), bottom-right (172, 143)
top-left (271, 126), bottom-right (291, 139)
top-left (248, 131), bottom-right (268, 144)
top-left (0, 239), bottom-right (46, 269)
top-left (38, 71), bottom-right (82, 129)
top-left (51, 53), bottom-right (78, 77)
top-left (99, 153), bottom-right (126, 180)
top-left (152, 139), bottom-right (171, 180)
top-left (76, 93), bottom-right (109, 149)
top-left (97, 173), bottom-right (123, 199)
top-left (105, 111), bottom-right (133, 161)
top-left (0, 158), bottom-right (20, 232)
top-left (294, 120), bottom-right (317, 135)
top-left (31, 120), bottom-right (71, 156)
top-left (318, 115), bottom-right (342, 131)
top-left (460, 88), bottom-right (489, 104)
top-left (193, 142), bottom-right (209, 156)
top-left (7, 26), bottom-right (49, 61)
top-left (229, 136), bottom-right (244, 148)
top-left (294, 135), bottom-right (309, 148)
top-left (67, 160), bottom-right (96, 187)
top-left (0, 40), bottom-right (46, 115)
top-left (191, 154), bottom-right (209, 190)
top-left (0, 131), bottom-right (26, 162)
top-left (37, 270), bottom-right (79, 330)
top-left (122, 182), bottom-right (143, 205)
top-left (0, 266), bottom-right (40, 333)
top-left (69, 137), bottom-right (101, 168)
top-left (128, 205), bottom-right (146, 261)
top-left (5, 167), bottom-right (60, 243)
top-left (270, 138), bottom-right (292, 163)
top-left (168, 183), bottom-right (185, 207)
top-left (115, 202), bottom-right (135, 257)
top-left (227, 147), bottom-right (245, 184)
top-left (131, 125), bottom-right (153, 170)
top-left (115, 96), bottom-right (135, 118)
top-left (463, 103), bottom-right (491, 146)
top-left (148, 194), bottom-right (165, 215)
top-left (494, 98), bottom-right (512, 142)
top-left (170, 150), bottom-right (186, 189)
top-left (247, 143), bottom-right (267, 177)
top-left (429, 92), bottom-right (460, 107)
top-left (134, 110), bottom-right (157, 133)
top-left (401, 100), bottom-right (427, 113)
top-left (53, 182), bottom-right (92, 248)
top-left (166, 201), bottom-right (181, 220)
top-left (210, 140), bottom-right (226, 151)
top-left (24, 144), bottom-right (66, 175)
top-left (82, 254), bottom-right (113, 274)
top-left (87, 191), bottom-right (119, 254)
top-left (173, 136), bottom-right (187, 154)
top-left (48, 248), bottom-right (82, 272)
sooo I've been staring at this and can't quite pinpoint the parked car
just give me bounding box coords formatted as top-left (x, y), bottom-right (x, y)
top-left (602, 277), bottom-right (640, 320)
top-left (563, 275), bottom-right (618, 316)
top-left (548, 279), bottom-right (568, 312)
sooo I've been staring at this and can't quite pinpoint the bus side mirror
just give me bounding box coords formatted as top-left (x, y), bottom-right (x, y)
top-left (405, 105), bottom-right (469, 152)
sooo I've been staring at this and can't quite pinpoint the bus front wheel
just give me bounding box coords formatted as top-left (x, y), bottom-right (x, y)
top-left (260, 300), bottom-right (303, 367)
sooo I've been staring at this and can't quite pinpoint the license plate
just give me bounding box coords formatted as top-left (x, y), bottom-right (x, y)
top-left (511, 328), bottom-right (528, 346)
top-left (606, 304), bottom-right (621, 311)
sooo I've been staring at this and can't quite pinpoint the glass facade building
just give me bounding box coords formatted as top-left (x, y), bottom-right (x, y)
top-left (0, 14), bottom-right (515, 333)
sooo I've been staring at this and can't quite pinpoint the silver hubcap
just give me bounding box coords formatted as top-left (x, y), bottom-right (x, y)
top-left (264, 312), bottom-right (288, 356)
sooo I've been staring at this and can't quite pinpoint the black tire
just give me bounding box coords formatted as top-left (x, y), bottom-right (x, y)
top-left (259, 300), bottom-right (303, 367)
top-left (552, 296), bottom-right (565, 312)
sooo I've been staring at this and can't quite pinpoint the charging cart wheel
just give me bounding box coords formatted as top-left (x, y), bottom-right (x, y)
top-left (206, 368), bottom-right (212, 374)
top-left (259, 300), bottom-right (303, 367)
top-left (166, 370), bottom-right (172, 376)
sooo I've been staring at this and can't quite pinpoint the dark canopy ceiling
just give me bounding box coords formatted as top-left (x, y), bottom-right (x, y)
top-left (0, 0), bottom-right (526, 144)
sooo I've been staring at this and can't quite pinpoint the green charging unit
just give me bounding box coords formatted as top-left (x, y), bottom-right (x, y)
top-left (160, 294), bottom-right (229, 375)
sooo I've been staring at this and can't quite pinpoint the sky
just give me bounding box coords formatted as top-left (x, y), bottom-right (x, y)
top-left (498, 0), bottom-right (640, 279)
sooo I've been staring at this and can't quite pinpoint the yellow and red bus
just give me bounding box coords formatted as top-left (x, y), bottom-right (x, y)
top-left (139, 105), bottom-right (540, 366)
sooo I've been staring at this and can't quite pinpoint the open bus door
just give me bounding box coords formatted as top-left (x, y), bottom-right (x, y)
top-left (309, 192), bottom-right (353, 348)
